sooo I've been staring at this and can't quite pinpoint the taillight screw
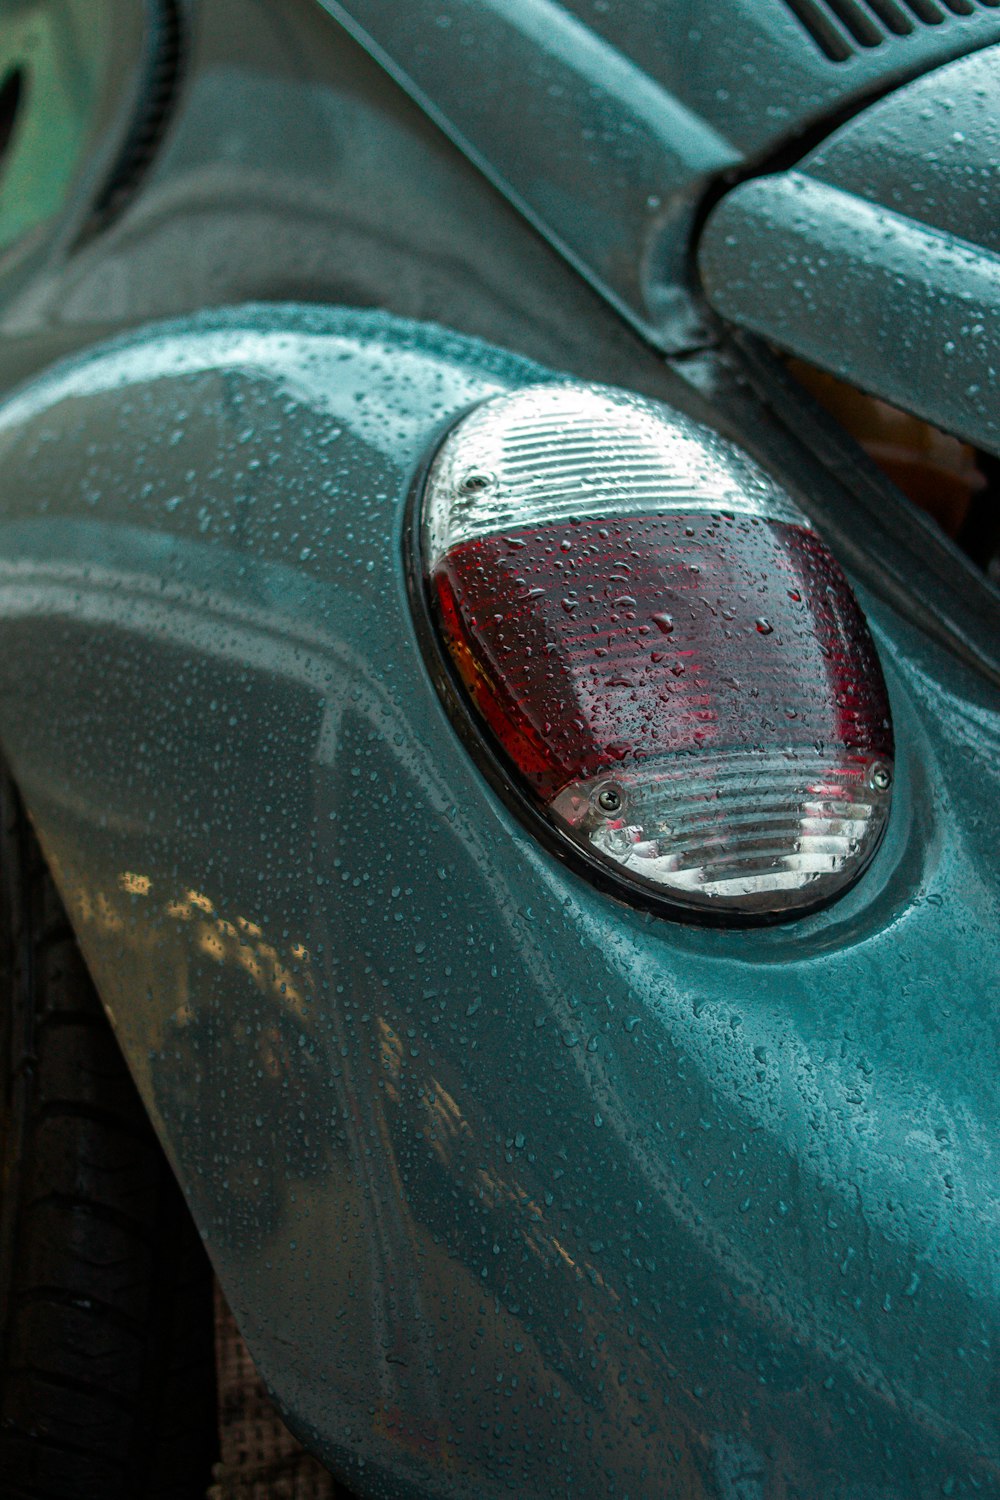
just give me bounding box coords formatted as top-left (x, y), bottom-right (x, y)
top-left (870, 764), bottom-right (892, 792)
top-left (458, 469), bottom-right (496, 496)
top-left (596, 786), bottom-right (623, 814)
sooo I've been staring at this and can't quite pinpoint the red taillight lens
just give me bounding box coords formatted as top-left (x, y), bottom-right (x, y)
top-left (420, 386), bottom-right (893, 918)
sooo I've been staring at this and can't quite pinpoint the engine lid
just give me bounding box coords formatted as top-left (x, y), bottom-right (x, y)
top-left (318, 0), bottom-right (1000, 349)
top-left (699, 43), bottom-right (1000, 455)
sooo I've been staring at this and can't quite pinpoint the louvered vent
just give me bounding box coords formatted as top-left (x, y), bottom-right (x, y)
top-left (784, 0), bottom-right (1000, 60)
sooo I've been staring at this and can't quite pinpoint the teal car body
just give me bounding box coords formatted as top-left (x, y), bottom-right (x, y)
top-left (0, 2), bottom-right (997, 1497)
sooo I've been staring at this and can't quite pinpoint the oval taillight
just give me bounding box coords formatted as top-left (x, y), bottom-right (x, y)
top-left (417, 385), bottom-right (893, 920)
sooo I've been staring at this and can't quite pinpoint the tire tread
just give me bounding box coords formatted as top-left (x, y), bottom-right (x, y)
top-left (0, 777), bottom-right (218, 1499)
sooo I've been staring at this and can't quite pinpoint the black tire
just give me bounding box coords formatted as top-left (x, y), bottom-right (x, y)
top-left (0, 772), bottom-right (219, 1499)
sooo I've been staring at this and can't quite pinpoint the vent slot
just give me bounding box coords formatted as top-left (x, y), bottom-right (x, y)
top-left (784, 0), bottom-right (999, 56)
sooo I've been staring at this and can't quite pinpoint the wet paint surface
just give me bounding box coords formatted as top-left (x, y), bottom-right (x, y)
top-left (322, 0), bottom-right (1000, 347)
top-left (0, 307), bottom-right (995, 1497)
top-left (700, 45), bottom-right (1000, 455)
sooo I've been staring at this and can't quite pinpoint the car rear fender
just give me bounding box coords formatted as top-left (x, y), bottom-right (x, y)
top-left (0, 305), bottom-right (996, 1499)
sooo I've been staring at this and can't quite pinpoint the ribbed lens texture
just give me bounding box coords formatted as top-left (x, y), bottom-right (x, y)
top-left (423, 386), bottom-right (894, 917)
top-left (424, 385), bottom-right (802, 562)
top-left (551, 750), bottom-right (889, 911)
top-left (434, 512), bottom-right (888, 792)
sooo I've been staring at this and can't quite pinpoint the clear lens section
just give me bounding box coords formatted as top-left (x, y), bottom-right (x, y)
top-left (424, 384), bottom-right (804, 564)
top-left (549, 750), bottom-right (892, 914)
top-left (422, 383), bottom-right (894, 919)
